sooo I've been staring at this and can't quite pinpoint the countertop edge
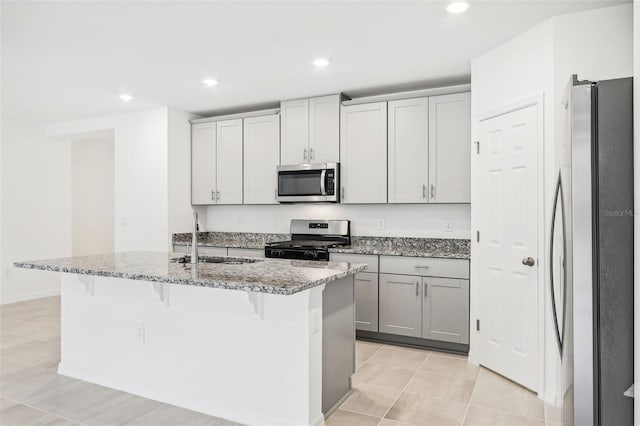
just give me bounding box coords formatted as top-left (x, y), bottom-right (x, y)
top-left (13, 261), bottom-right (368, 296)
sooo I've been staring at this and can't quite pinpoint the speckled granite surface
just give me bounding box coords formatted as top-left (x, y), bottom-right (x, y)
top-left (173, 232), bottom-right (470, 260)
top-left (331, 236), bottom-right (470, 259)
top-left (14, 252), bottom-right (367, 295)
top-left (173, 232), bottom-right (289, 249)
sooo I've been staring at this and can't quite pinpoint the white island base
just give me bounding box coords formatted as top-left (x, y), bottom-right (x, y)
top-left (58, 273), bottom-right (355, 426)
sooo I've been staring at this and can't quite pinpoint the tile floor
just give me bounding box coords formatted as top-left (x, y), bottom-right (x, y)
top-left (0, 296), bottom-right (560, 426)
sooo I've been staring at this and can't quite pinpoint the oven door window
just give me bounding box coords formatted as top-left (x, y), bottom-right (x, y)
top-left (278, 170), bottom-right (323, 196)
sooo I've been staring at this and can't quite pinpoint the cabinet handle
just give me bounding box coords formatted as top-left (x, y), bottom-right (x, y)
top-left (211, 190), bottom-right (215, 200)
top-left (422, 184), bottom-right (427, 199)
top-left (430, 184), bottom-right (436, 199)
top-left (414, 265), bottom-right (430, 269)
top-left (424, 281), bottom-right (428, 300)
top-left (341, 186), bottom-right (345, 201)
top-left (303, 148), bottom-right (308, 161)
top-left (216, 190), bottom-right (220, 201)
top-left (416, 281), bottom-right (419, 297)
top-left (309, 147), bottom-right (314, 160)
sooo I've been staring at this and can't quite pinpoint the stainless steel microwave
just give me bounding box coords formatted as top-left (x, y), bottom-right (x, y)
top-left (277, 163), bottom-right (340, 203)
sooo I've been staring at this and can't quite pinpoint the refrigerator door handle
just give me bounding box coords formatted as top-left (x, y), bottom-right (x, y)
top-left (549, 171), bottom-right (566, 355)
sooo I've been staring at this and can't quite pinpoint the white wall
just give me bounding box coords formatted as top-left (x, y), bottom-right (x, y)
top-left (199, 204), bottom-right (470, 239)
top-left (71, 136), bottom-right (114, 256)
top-left (0, 118), bottom-right (72, 304)
top-left (48, 108), bottom-right (170, 252)
top-left (470, 3), bottom-right (633, 404)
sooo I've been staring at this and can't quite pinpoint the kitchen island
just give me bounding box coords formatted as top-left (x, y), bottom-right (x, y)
top-left (15, 252), bottom-right (367, 426)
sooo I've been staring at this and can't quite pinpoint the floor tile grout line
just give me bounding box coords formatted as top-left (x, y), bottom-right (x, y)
top-left (459, 366), bottom-right (480, 425)
top-left (0, 394), bottom-right (90, 426)
top-left (375, 351), bottom-right (431, 426)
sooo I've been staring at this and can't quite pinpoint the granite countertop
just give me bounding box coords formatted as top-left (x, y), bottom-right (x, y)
top-left (173, 232), bottom-right (470, 260)
top-left (14, 252), bottom-right (367, 296)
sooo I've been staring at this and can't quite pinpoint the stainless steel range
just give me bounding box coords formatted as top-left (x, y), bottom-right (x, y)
top-left (265, 219), bottom-right (350, 261)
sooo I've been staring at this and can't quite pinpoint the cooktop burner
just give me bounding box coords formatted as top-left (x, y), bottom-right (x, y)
top-left (265, 219), bottom-right (350, 261)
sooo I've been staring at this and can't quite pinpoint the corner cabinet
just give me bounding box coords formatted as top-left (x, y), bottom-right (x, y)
top-left (280, 94), bottom-right (340, 165)
top-left (191, 119), bottom-right (243, 205)
top-left (428, 92), bottom-right (471, 203)
top-left (243, 114), bottom-right (280, 204)
top-left (340, 102), bottom-right (388, 204)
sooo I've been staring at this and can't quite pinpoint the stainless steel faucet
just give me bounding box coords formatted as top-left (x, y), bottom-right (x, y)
top-left (191, 210), bottom-right (198, 264)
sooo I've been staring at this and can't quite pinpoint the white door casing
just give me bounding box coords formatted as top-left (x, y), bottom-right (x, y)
top-left (476, 104), bottom-right (539, 391)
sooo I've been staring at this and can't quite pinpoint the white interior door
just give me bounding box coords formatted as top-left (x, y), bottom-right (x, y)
top-left (477, 105), bottom-right (538, 391)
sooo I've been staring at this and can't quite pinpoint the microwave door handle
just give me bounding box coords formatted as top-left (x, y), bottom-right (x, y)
top-left (320, 169), bottom-right (327, 195)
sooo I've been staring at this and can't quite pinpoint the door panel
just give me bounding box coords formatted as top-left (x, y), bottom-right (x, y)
top-left (478, 105), bottom-right (538, 391)
top-left (243, 115), bottom-right (279, 204)
top-left (423, 278), bottom-right (469, 344)
top-left (379, 273), bottom-right (422, 337)
top-left (309, 95), bottom-right (340, 163)
top-left (280, 98), bottom-right (309, 165)
top-left (216, 119), bottom-right (243, 204)
top-left (388, 97), bottom-right (429, 204)
top-left (354, 272), bottom-right (379, 332)
top-left (340, 102), bottom-right (387, 204)
top-left (191, 122), bottom-right (216, 205)
top-left (429, 92), bottom-right (471, 203)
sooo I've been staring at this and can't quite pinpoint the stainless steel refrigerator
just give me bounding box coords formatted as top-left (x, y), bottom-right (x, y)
top-left (551, 76), bottom-right (634, 425)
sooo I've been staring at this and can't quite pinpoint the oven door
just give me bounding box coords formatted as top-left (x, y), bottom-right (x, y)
top-left (277, 163), bottom-right (339, 203)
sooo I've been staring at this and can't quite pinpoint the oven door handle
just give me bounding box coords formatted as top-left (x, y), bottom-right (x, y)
top-left (320, 169), bottom-right (327, 195)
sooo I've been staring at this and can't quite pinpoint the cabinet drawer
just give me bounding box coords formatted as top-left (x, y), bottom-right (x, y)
top-left (227, 248), bottom-right (265, 258)
top-left (379, 256), bottom-right (469, 279)
top-left (330, 253), bottom-right (378, 272)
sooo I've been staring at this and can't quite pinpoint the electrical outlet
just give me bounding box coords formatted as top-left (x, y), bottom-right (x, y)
top-left (444, 219), bottom-right (453, 232)
top-left (137, 323), bottom-right (146, 342)
top-left (377, 219), bottom-right (385, 230)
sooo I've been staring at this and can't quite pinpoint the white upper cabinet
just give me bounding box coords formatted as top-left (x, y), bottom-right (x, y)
top-left (280, 95), bottom-right (340, 165)
top-left (388, 97), bottom-right (430, 204)
top-left (243, 114), bottom-right (280, 204)
top-left (308, 95), bottom-right (340, 163)
top-left (191, 122), bottom-right (216, 205)
top-left (280, 98), bottom-right (309, 165)
top-left (215, 119), bottom-right (243, 205)
top-left (428, 92), bottom-right (471, 203)
top-left (340, 102), bottom-right (387, 204)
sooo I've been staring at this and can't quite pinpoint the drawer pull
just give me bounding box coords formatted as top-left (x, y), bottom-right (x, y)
top-left (414, 265), bottom-right (430, 269)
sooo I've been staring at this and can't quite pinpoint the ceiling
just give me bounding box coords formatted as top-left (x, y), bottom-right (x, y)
top-left (1, 0), bottom-right (628, 123)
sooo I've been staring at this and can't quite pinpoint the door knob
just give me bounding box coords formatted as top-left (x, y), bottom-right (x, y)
top-left (522, 257), bottom-right (535, 267)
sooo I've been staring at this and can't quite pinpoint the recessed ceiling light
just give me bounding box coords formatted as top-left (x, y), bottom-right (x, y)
top-left (446, 1), bottom-right (470, 14)
top-left (313, 58), bottom-right (330, 68)
top-left (119, 93), bottom-right (133, 102)
top-left (202, 78), bottom-right (218, 87)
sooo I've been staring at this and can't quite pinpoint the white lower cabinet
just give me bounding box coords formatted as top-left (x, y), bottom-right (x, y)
top-left (379, 273), bottom-right (423, 337)
top-left (354, 272), bottom-right (379, 332)
top-left (422, 277), bottom-right (469, 344)
top-left (379, 256), bottom-right (470, 344)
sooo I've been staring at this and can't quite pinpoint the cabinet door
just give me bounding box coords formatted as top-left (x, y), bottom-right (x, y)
top-left (428, 92), bottom-right (471, 203)
top-left (354, 272), bottom-right (379, 332)
top-left (216, 119), bottom-right (243, 204)
top-left (309, 95), bottom-right (340, 163)
top-left (379, 273), bottom-right (422, 337)
top-left (243, 115), bottom-right (280, 204)
top-left (388, 97), bottom-right (429, 204)
top-left (422, 277), bottom-right (469, 344)
top-left (280, 98), bottom-right (309, 165)
top-left (191, 122), bottom-right (217, 205)
top-left (340, 102), bottom-right (387, 204)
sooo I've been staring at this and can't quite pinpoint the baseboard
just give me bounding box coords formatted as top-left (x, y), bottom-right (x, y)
top-left (0, 288), bottom-right (61, 305)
